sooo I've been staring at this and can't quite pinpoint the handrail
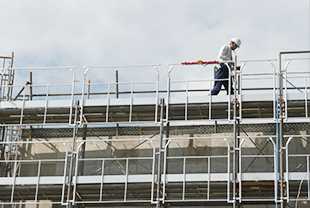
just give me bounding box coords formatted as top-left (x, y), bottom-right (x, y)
top-left (0, 67), bottom-right (78, 126)
top-left (238, 136), bottom-right (277, 203)
top-left (0, 66), bottom-right (78, 70)
top-left (163, 137), bottom-right (231, 202)
top-left (80, 64), bottom-right (160, 124)
top-left (72, 138), bottom-right (156, 204)
top-left (280, 51), bottom-right (310, 121)
top-left (166, 63), bottom-right (233, 123)
top-left (239, 59), bottom-right (277, 121)
top-left (76, 138), bottom-right (158, 142)
top-left (285, 136), bottom-right (310, 202)
top-left (83, 64), bottom-right (160, 68)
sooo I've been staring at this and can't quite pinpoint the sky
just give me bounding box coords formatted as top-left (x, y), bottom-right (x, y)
top-left (0, 0), bottom-right (309, 93)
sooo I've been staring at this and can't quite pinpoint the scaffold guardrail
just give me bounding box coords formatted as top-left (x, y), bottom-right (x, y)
top-left (0, 59), bottom-right (309, 126)
top-left (0, 135), bottom-right (308, 205)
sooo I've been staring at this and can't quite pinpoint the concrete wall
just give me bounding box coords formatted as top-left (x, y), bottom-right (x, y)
top-left (16, 131), bottom-right (310, 176)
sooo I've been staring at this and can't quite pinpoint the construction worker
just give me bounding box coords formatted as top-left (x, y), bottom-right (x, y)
top-left (210, 37), bottom-right (241, 95)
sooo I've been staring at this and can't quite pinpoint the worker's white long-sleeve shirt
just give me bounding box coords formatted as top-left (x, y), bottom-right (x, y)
top-left (217, 44), bottom-right (232, 62)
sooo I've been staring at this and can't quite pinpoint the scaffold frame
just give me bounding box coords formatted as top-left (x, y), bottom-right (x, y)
top-left (0, 51), bottom-right (309, 207)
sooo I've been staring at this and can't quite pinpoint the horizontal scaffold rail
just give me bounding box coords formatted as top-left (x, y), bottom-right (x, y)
top-left (0, 56), bottom-right (309, 126)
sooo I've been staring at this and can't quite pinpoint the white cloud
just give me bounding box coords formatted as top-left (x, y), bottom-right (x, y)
top-left (0, 0), bottom-right (309, 89)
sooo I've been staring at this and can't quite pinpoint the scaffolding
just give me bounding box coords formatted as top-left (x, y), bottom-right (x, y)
top-left (0, 51), bottom-right (309, 208)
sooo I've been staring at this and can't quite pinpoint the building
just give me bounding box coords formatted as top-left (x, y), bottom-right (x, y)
top-left (0, 51), bottom-right (310, 208)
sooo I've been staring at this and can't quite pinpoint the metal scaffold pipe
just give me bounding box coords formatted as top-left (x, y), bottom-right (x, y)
top-left (278, 52), bottom-right (284, 208)
top-left (66, 101), bottom-right (79, 208)
top-left (156, 98), bottom-right (165, 208)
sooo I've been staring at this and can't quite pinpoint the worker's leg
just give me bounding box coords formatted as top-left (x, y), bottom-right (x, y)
top-left (211, 81), bottom-right (222, 95)
top-left (223, 81), bottom-right (234, 95)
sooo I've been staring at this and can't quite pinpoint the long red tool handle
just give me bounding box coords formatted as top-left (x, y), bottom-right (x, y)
top-left (182, 60), bottom-right (219, 65)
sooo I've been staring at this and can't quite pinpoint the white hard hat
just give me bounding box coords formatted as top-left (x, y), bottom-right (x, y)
top-left (231, 37), bottom-right (241, 48)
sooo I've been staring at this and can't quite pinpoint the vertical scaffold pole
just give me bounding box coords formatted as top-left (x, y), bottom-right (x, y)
top-left (279, 53), bottom-right (284, 208)
top-left (8, 52), bottom-right (15, 101)
top-left (66, 101), bottom-right (79, 208)
top-left (156, 98), bottom-right (165, 208)
top-left (0, 127), bottom-right (5, 177)
top-left (29, 72), bottom-right (33, 101)
top-left (232, 53), bottom-right (240, 208)
top-left (79, 124), bottom-right (87, 176)
top-left (116, 70), bottom-right (120, 136)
